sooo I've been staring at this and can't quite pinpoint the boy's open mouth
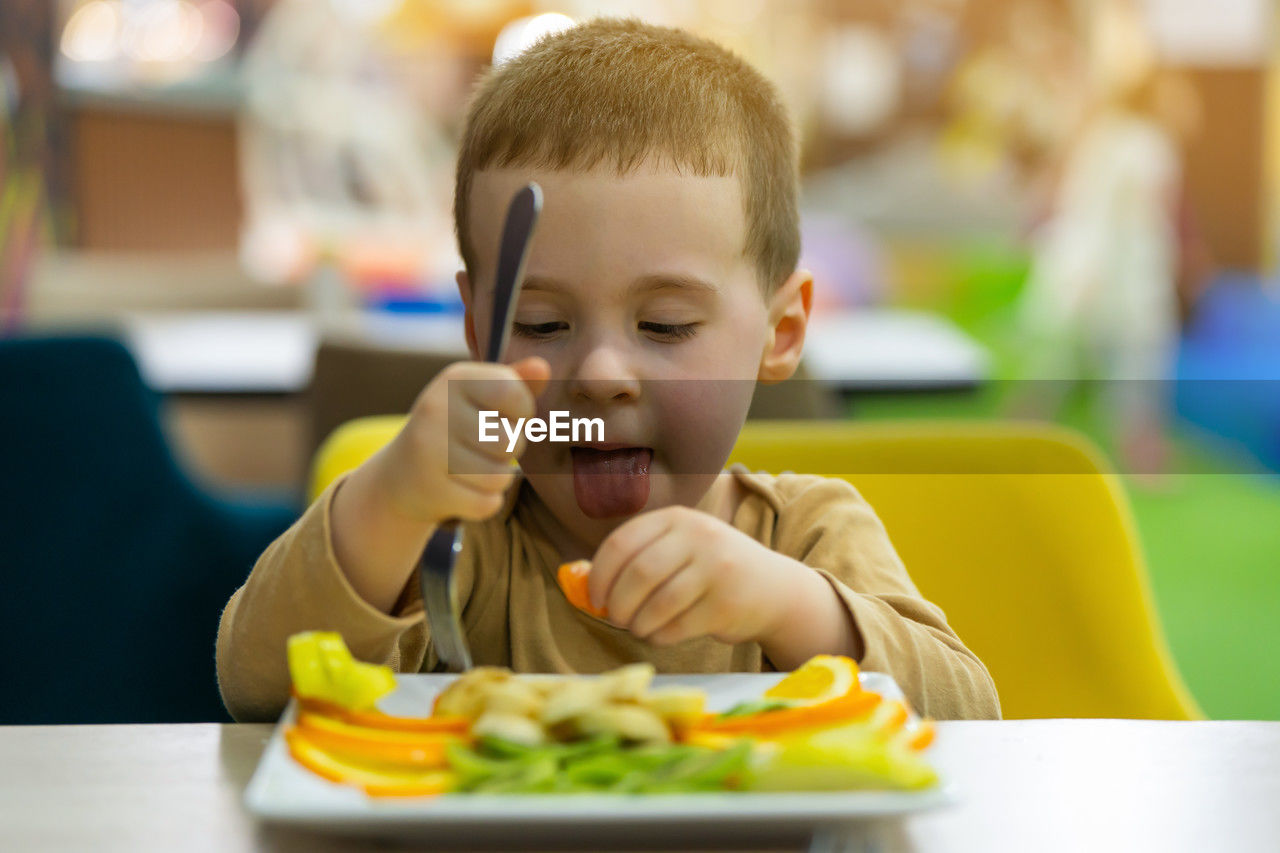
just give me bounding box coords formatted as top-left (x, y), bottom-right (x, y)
top-left (570, 446), bottom-right (653, 519)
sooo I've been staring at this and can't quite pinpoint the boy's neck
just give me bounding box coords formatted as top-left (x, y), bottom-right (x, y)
top-left (530, 470), bottom-right (744, 563)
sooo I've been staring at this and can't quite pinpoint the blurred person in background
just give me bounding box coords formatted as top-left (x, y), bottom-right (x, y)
top-left (1019, 0), bottom-right (1199, 478)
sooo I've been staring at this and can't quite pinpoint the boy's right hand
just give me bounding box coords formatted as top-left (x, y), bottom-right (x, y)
top-left (374, 356), bottom-right (550, 526)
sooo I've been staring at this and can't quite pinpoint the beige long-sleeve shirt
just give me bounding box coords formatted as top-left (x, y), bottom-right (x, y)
top-left (216, 466), bottom-right (1001, 723)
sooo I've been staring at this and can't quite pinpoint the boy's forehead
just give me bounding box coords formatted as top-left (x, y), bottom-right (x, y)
top-left (467, 165), bottom-right (749, 286)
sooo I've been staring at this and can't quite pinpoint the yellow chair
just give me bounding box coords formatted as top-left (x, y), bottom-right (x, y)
top-left (309, 416), bottom-right (1202, 719)
top-left (309, 415), bottom-right (408, 502)
top-left (729, 420), bottom-right (1201, 720)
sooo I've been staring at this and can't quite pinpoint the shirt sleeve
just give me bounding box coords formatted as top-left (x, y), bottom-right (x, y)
top-left (215, 475), bottom-right (429, 722)
top-left (771, 475), bottom-right (1002, 720)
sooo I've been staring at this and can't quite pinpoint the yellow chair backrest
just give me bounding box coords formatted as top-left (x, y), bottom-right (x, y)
top-left (728, 420), bottom-right (1201, 720)
top-left (309, 416), bottom-right (1201, 719)
top-left (308, 415), bottom-right (408, 502)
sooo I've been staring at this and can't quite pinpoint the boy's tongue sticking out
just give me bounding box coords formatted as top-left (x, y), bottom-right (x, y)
top-left (571, 447), bottom-right (653, 518)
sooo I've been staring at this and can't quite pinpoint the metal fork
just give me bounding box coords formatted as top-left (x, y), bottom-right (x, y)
top-left (418, 182), bottom-right (542, 672)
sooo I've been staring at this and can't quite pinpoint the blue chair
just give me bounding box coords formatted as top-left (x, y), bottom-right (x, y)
top-left (1175, 275), bottom-right (1280, 472)
top-left (0, 336), bottom-right (299, 723)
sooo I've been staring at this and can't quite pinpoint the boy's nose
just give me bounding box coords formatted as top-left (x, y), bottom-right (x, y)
top-left (569, 341), bottom-right (641, 403)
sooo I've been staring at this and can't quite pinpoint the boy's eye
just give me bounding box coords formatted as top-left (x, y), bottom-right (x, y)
top-left (639, 321), bottom-right (699, 341)
top-left (512, 321), bottom-right (568, 339)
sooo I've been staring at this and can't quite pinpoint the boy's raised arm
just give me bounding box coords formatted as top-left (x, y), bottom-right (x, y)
top-left (215, 358), bottom-right (547, 722)
top-left (329, 358), bottom-right (548, 612)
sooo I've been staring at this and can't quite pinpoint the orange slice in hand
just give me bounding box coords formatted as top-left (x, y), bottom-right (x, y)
top-left (557, 560), bottom-right (609, 619)
top-left (764, 655), bottom-right (860, 706)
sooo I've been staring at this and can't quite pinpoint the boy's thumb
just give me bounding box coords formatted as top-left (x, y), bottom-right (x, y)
top-left (511, 356), bottom-right (551, 396)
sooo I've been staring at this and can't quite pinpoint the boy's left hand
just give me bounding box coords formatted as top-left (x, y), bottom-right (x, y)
top-left (587, 506), bottom-right (815, 648)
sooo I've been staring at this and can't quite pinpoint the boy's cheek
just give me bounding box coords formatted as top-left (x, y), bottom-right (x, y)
top-left (650, 380), bottom-right (753, 474)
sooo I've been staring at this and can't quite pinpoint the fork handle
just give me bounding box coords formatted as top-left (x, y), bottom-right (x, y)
top-left (486, 183), bottom-right (542, 363)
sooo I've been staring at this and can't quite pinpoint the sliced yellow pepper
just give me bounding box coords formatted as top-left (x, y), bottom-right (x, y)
top-left (287, 631), bottom-right (397, 711)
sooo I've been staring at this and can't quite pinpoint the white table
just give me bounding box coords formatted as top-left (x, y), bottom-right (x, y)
top-left (2, 720), bottom-right (1276, 852)
top-left (120, 311), bottom-right (466, 395)
top-left (120, 308), bottom-right (989, 396)
top-left (803, 310), bottom-right (989, 391)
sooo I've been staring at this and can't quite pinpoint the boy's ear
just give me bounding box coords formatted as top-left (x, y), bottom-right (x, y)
top-left (456, 269), bottom-right (483, 360)
top-left (758, 269), bottom-right (813, 384)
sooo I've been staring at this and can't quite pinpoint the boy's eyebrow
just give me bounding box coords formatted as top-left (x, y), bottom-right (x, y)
top-left (630, 273), bottom-right (720, 294)
top-left (517, 274), bottom-right (720, 294)
top-left (519, 275), bottom-right (566, 293)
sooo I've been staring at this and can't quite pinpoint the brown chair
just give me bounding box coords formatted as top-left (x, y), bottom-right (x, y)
top-left (307, 340), bottom-right (460, 462)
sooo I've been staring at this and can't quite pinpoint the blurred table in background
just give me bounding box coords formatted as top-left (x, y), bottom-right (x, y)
top-left (119, 311), bottom-right (463, 396)
top-left (113, 307), bottom-right (988, 491)
top-left (119, 307), bottom-right (989, 397)
top-left (805, 309), bottom-right (989, 394)
top-left (23, 248), bottom-right (988, 494)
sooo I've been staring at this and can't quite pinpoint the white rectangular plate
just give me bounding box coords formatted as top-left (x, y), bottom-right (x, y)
top-left (244, 672), bottom-right (953, 846)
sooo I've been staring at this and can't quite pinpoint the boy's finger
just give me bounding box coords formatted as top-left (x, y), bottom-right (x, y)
top-left (454, 433), bottom-right (516, 468)
top-left (643, 598), bottom-right (711, 647)
top-left (449, 399), bottom-right (519, 462)
top-left (511, 356), bottom-right (550, 397)
top-left (445, 442), bottom-right (516, 492)
top-left (605, 530), bottom-right (693, 628)
top-left (458, 375), bottom-right (535, 420)
top-left (448, 362), bottom-right (535, 414)
top-left (446, 477), bottom-right (507, 520)
top-left (628, 561), bottom-right (706, 640)
top-left (588, 512), bottom-right (674, 611)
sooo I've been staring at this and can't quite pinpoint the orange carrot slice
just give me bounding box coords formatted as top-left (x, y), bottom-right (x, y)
top-left (872, 700), bottom-right (910, 736)
top-left (296, 710), bottom-right (465, 744)
top-left (295, 712), bottom-right (460, 768)
top-left (699, 689), bottom-right (881, 736)
top-left (363, 779), bottom-right (456, 798)
top-left (557, 560), bottom-right (609, 619)
top-left (285, 727), bottom-right (454, 796)
top-left (906, 720), bottom-right (936, 751)
top-left (294, 692), bottom-right (468, 734)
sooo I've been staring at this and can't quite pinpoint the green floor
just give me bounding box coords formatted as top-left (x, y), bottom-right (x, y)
top-left (1130, 464), bottom-right (1280, 719)
top-left (848, 373), bottom-right (1280, 720)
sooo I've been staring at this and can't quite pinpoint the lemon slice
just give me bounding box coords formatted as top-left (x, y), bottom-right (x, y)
top-left (764, 655), bottom-right (859, 706)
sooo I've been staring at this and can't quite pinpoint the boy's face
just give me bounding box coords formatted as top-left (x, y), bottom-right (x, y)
top-left (461, 163), bottom-right (808, 551)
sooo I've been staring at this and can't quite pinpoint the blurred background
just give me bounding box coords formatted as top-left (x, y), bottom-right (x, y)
top-left (2, 0), bottom-right (1278, 722)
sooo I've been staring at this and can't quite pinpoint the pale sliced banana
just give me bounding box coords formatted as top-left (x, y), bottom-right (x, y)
top-left (539, 679), bottom-right (608, 727)
top-left (574, 704), bottom-right (672, 745)
top-left (472, 711), bottom-right (547, 747)
top-left (433, 667), bottom-right (512, 719)
top-left (598, 662), bottom-right (656, 702)
top-left (640, 685), bottom-right (706, 724)
top-left (480, 679), bottom-right (545, 719)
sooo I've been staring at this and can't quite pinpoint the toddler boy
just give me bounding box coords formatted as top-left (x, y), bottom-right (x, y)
top-left (217, 19), bottom-right (1000, 723)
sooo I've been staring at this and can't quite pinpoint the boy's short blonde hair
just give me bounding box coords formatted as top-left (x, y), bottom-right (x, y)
top-left (455, 18), bottom-right (800, 294)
